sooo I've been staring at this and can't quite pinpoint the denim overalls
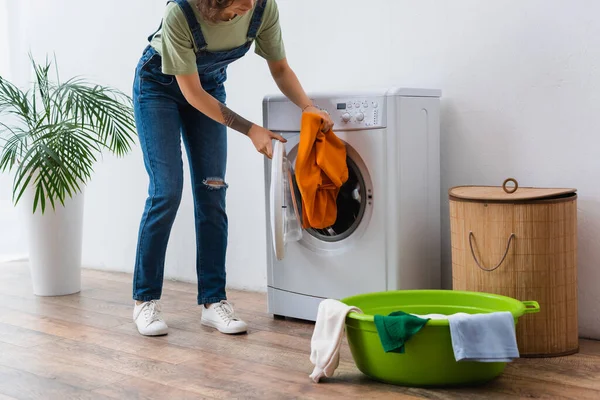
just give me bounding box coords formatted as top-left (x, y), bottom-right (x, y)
top-left (132, 0), bottom-right (267, 305)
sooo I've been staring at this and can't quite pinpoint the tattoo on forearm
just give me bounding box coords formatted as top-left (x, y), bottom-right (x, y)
top-left (218, 102), bottom-right (253, 135)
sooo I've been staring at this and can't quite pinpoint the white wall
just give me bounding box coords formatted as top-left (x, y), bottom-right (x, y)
top-left (3, 0), bottom-right (600, 337)
top-left (0, 1), bottom-right (8, 75)
top-left (0, 0), bottom-right (28, 263)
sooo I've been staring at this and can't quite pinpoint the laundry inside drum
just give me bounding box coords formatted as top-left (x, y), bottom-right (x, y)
top-left (291, 156), bottom-right (367, 242)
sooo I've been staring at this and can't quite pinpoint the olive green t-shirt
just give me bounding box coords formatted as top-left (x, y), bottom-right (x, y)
top-left (149, 0), bottom-right (286, 76)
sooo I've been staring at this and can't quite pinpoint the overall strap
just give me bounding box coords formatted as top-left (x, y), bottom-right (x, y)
top-left (246, 0), bottom-right (268, 40)
top-left (147, 20), bottom-right (163, 42)
top-left (172, 0), bottom-right (208, 50)
top-left (147, 0), bottom-right (170, 43)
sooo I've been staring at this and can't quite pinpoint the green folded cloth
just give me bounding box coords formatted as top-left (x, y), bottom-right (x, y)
top-left (374, 311), bottom-right (430, 353)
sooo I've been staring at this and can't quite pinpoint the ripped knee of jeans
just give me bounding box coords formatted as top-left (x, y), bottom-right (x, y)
top-left (202, 177), bottom-right (229, 190)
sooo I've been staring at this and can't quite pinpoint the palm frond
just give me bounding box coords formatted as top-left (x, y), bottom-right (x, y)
top-left (0, 123), bottom-right (29, 171)
top-left (12, 121), bottom-right (102, 213)
top-left (30, 53), bottom-right (53, 119)
top-left (0, 54), bottom-right (138, 213)
top-left (0, 76), bottom-right (34, 129)
top-left (54, 79), bottom-right (137, 156)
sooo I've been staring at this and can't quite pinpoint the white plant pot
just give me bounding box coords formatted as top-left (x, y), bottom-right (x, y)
top-left (20, 185), bottom-right (84, 296)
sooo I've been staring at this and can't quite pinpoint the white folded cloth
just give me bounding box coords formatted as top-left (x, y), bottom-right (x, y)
top-left (309, 299), bottom-right (362, 383)
top-left (447, 311), bottom-right (520, 362)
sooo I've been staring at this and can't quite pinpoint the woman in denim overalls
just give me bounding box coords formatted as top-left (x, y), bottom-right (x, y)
top-left (131, 0), bottom-right (332, 336)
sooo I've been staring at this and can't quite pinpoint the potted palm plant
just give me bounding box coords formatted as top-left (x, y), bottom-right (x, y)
top-left (0, 55), bottom-right (136, 296)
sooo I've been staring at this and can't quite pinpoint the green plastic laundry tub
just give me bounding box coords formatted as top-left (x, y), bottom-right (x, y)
top-left (341, 290), bottom-right (540, 387)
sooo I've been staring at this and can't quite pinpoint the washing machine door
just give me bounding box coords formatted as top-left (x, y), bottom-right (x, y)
top-left (270, 140), bottom-right (302, 260)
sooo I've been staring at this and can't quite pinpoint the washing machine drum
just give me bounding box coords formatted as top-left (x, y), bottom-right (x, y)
top-left (270, 141), bottom-right (367, 261)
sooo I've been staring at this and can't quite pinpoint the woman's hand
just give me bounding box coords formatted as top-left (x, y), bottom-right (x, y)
top-left (304, 106), bottom-right (334, 132)
top-left (248, 125), bottom-right (286, 159)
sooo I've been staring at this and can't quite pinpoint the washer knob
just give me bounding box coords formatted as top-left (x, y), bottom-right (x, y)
top-left (341, 113), bottom-right (351, 122)
top-left (356, 112), bottom-right (365, 122)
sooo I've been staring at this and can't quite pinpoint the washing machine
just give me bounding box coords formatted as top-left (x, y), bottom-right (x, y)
top-left (262, 88), bottom-right (441, 321)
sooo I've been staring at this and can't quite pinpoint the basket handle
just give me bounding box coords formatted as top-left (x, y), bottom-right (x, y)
top-left (522, 301), bottom-right (540, 314)
top-left (468, 231), bottom-right (515, 272)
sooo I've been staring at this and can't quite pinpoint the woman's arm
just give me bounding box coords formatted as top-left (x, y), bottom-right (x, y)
top-left (175, 73), bottom-right (285, 158)
top-left (267, 58), bottom-right (334, 132)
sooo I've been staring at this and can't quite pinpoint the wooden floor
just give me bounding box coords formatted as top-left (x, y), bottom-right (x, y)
top-left (0, 262), bottom-right (598, 400)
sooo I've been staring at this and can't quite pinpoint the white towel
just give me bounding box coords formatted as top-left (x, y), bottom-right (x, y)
top-left (309, 299), bottom-right (362, 383)
top-left (413, 313), bottom-right (449, 320)
top-left (448, 311), bottom-right (520, 362)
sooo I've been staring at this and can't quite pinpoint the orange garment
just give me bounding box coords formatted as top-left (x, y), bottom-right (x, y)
top-left (295, 112), bottom-right (348, 229)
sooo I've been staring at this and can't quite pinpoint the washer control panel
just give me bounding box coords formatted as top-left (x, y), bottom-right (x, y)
top-left (312, 96), bottom-right (385, 130)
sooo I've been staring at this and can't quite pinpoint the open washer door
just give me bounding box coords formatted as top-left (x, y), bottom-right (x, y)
top-left (270, 140), bottom-right (302, 260)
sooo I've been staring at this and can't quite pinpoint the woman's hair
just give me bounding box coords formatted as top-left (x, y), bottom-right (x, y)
top-left (196, 0), bottom-right (263, 23)
top-left (196, 0), bottom-right (236, 22)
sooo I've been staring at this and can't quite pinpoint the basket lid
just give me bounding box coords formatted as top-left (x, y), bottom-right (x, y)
top-left (449, 178), bottom-right (577, 202)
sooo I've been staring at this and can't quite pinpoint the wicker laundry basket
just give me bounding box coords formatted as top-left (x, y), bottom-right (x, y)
top-left (450, 178), bottom-right (578, 357)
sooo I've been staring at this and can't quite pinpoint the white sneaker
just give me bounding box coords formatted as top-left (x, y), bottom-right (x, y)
top-left (133, 300), bottom-right (168, 336)
top-left (201, 300), bottom-right (248, 334)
